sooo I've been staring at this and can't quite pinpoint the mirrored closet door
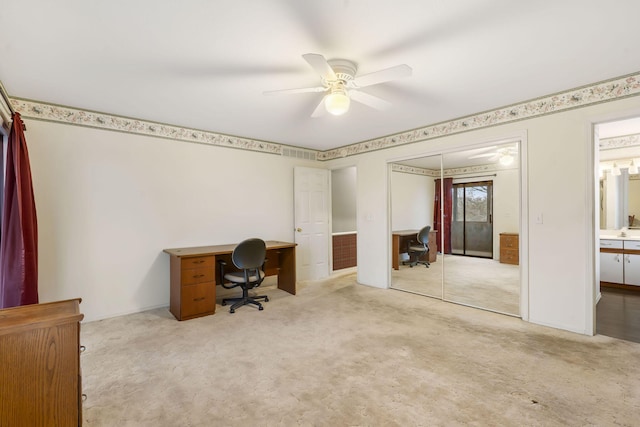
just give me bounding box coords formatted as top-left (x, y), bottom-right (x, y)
top-left (390, 154), bottom-right (443, 299)
top-left (390, 140), bottom-right (521, 317)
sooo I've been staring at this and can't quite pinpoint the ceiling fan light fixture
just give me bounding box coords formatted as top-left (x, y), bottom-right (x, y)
top-left (325, 89), bottom-right (350, 116)
top-left (499, 153), bottom-right (514, 166)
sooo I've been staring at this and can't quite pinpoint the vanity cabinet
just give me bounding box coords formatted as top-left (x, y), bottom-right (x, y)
top-left (623, 239), bottom-right (640, 286)
top-left (600, 239), bottom-right (640, 288)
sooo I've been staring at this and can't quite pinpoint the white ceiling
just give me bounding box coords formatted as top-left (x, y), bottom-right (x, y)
top-left (1, 0), bottom-right (640, 151)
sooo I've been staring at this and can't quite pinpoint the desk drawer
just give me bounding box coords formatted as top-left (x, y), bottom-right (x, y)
top-left (181, 266), bottom-right (214, 286)
top-left (181, 282), bottom-right (215, 319)
top-left (181, 256), bottom-right (214, 269)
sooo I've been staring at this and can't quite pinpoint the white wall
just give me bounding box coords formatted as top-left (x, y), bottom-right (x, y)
top-left (327, 96), bottom-right (640, 335)
top-left (491, 168), bottom-right (520, 259)
top-left (331, 167), bottom-right (357, 233)
top-left (390, 171), bottom-right (434, 231)
top-left (26, 120), bottom-right (316, 321)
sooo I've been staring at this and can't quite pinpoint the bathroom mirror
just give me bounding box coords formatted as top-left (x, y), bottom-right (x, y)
top-left (598, 118), bottom-right (640, 230)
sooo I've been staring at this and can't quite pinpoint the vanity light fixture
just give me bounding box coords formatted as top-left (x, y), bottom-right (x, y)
top-left (629, 160), bottom-right (638, 174)
top-left (612, 162), bottom-right (621, 176)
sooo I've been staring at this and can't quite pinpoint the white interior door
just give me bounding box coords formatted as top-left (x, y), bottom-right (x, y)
top-left (294, 166), bottom-right (330, 281)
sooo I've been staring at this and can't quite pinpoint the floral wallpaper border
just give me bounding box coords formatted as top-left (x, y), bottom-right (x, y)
top-left (599, 133), bottom-right (640, 151)
top-left (391, 161), bottom-right (512, 177)
top-left (9, 98), bottom-right (282, 155)
top-left (9, 71), bottom-right (640, 160)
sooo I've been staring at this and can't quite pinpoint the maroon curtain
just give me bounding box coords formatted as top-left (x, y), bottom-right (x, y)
top-left (0, 112), bottom-right (38, 308)
top-left (433, 178), bottom-right (453, 254)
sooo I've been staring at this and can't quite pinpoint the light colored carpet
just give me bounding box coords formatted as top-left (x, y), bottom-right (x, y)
top-left (81, 273), bottom-right (640, 426)
top-left (392, 254), bottom-right (520, 315)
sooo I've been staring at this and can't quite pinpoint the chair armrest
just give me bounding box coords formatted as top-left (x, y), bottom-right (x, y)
top-left (217, 259), bottom-right (236, 289)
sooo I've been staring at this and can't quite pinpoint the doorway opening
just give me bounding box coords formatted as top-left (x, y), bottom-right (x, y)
top-left (331, 166), bottom-right (357, 272)
top-left (595, 117), bottom-right (640, 343)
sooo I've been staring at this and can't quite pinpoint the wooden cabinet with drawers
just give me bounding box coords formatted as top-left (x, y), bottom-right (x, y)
top-left (499, 233), bottom-right (519, 265)
top-left (169, 255), bottom-right (216, 320)
top-left (0, 299), bottom-right (84, 426)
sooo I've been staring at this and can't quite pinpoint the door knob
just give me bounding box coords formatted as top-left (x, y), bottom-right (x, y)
top-left (296, 228), bottom-right (302, 232)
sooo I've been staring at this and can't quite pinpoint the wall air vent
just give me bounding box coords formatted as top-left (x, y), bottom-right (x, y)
top-left (282, 147), bottom-right (317, 161)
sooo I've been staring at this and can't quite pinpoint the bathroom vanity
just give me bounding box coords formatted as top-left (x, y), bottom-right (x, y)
top-left (600, 236), bottom-right (640, 289)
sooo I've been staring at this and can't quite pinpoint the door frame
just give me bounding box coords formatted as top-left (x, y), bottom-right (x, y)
top-left (590, 108), bottom-right (640, 336)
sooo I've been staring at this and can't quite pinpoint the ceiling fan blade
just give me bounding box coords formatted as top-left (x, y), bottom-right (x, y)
top-left (350, 64), bottom-right (412, 88)
top-left (302, 53), bottom-right (337, 81)
top-left (349, 90), bottom-right (391, 111)
top-left (310, 96), bottom-right (326, 118)
top-left (263, 86), bottom-right (326, 96)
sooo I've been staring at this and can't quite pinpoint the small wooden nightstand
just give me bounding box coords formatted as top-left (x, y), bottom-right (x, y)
top-left (500, 233), bottom-right (519, 265)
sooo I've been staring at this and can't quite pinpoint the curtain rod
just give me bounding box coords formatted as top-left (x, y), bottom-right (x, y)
top-left (0, 81), bottom-right (15, 115)
top-left (0, 81), bottom-right (26, 130)
top-left (449, 173), bottom-right (497, 180)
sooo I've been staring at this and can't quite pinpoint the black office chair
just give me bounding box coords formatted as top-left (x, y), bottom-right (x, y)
top-left (403, 226), bottom-right (431, 268)
top-left (218, 238), bottom-right (269, 313)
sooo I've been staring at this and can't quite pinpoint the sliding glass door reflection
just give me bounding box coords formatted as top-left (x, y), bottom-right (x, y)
top-left (442, 143), bottom-right (520, 316)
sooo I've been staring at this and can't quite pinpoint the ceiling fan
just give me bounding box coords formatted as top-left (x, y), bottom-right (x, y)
top-left (263, 53), bottom-right (412, 117)
top-left (468, 145), bottom-right (518, 166)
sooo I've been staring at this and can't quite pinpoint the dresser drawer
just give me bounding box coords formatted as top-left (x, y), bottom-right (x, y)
top-left (180, 266), bottom-right (215, 286)
top-left (181, 282), bottom-right (215, 319)
top-left (500, 249), bottom-right (519, 265)
top-left (500, 235), bottom-right (518, 248)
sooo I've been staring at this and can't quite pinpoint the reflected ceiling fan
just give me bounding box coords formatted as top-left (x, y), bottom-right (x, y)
top-left (468, 145), bottom-right (518, 165)
top-left (263, 53), bottom-right (412, 117)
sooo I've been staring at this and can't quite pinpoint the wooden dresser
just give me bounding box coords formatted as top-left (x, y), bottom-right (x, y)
top-left (0, 298), bottom-right (84, 426)
top-left (499, 233), bottom-right (519, 265)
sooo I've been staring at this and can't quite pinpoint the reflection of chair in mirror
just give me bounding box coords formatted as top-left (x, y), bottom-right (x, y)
top-left (218, 238), bottom-right (269, 313)
top-left (403, 226), bottom-right (431, 268)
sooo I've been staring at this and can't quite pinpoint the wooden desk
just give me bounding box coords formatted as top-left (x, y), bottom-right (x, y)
top-left (163, 241), bottom-right (296, 320)
top-left (392, 229), bottom-right (437, 270)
